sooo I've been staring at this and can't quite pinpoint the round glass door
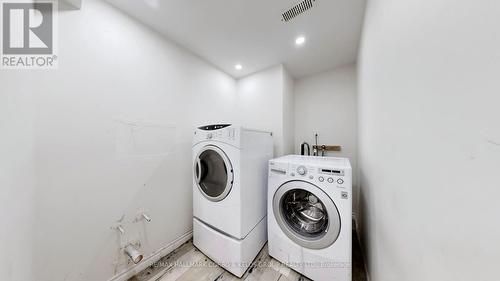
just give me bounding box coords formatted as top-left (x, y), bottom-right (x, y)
top-left (273, 181), bottom-right (341, 249)
top-left (194, 145), bottom-right (233, 202)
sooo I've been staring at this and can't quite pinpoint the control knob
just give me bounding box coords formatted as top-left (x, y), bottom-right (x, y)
top-left (297, 166), bottom-right (307, 176)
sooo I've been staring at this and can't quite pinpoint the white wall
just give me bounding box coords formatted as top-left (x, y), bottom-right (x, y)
top-left (282, 67), bottom-right (295, 155)
top-left (1, 1), bottom-right (298, 280)
top-left (236, 65), bottom-right (294, 156)
top-left (358, 0), bottom-right (500, 280)
top-left (294, 65), bottom-right (358, 213)
top-left (0, 83), bottom-right (36, 281)
top-left (1, 0), bottom-right (238, 280)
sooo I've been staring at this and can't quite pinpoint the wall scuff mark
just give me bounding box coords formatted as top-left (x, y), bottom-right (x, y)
top-left (114, 118), bottom-right (177, 157)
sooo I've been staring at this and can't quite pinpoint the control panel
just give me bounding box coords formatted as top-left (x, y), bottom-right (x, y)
top-left (269, 158), bottom-right (350, 201)
top-left (195, 126), bottom-right (237, 142)
top-left (198, 124), bottom-right (231, 131)
top-left (280, 164), bottom-right (346, 188)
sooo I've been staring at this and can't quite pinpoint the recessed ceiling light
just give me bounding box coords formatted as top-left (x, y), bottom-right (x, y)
top-left (234, 64), bottom-right (243, 70)
top-left (295, 36), bottom-right (306, 46)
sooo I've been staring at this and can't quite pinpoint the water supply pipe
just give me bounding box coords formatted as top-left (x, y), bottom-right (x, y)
top-left (124, 244), bottom-right (143, 264)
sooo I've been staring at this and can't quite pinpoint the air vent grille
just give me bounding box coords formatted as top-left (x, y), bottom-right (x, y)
top-left (282, 0), bottom-right (315, 22)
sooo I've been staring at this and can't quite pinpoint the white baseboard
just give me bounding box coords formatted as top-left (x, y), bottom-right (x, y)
top-left (107, 231), bottom-right (193, 281)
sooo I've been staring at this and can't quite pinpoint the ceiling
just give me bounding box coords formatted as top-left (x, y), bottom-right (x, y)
top-left (105, 0), bottom-right (366, 79)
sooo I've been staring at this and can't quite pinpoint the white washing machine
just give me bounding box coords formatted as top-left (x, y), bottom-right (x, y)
top-left (192, 124), bottom-right (273, 277)
top-left (268, 155), bottom-right (352, 281)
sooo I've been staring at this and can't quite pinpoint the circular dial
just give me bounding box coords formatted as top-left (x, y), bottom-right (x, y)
top-left (297, 166), bottom-right (307, 176)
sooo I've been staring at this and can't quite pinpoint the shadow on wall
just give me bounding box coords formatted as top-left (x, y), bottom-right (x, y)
top-left (356, 168), bottom-right (372, 281)
top-left (59, 0), bottom-right (81, 11)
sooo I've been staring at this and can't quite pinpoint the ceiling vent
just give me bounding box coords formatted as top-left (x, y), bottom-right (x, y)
top-left (282, 0), bottom-right (316, 22)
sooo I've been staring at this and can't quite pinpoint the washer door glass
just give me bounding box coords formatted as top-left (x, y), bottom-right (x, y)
top-left (273, 181), bottom-right (341, 249)
top-left (281, 189), bottom-right (329, 238)
top-left (194, 145), bottom-right (233, 201)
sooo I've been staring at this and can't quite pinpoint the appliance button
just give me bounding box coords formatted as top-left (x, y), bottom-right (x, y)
top-left (207, 133), bottom-right (213, 139)
top-left (297, 166), bottom-right (307, 176)
top-left (327, 177), bottom-right (334, 183)
top-left (337, 178), bottom-right (344, 185)
top-left (318, 176), bottom-right (324, 182)
top-left (291, 173), bottom-right (295, 176)
top-left (309, 175), bottom-right (314, 180)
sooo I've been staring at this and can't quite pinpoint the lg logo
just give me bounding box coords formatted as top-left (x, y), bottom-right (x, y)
top-left (2, 2), bottom-right (53, 54)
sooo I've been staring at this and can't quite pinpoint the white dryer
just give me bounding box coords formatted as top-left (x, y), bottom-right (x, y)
top-left (268, 155), bottom-right (352, 281)
top-left (192, 124), bottom-right (273, 277)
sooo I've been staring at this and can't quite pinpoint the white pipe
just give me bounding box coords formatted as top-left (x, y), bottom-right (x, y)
top-left (142, 213), bottom-right (152, 222)
top-left (116, 225), bottom-right (125, 235)
top-left (124, 245), bottom-right (143, 264)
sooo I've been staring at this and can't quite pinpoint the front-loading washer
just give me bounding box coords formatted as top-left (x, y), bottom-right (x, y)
top-left (268, 155), bottom-right (352, 281)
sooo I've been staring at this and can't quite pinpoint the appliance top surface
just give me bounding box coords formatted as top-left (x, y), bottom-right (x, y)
top-left (272, 155), bottom-right (351, 169)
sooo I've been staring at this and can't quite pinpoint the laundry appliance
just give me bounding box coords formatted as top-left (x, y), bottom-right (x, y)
top-left (268, 155), bottom-right (352, 281)
top-left (192, 124), bottom-right (273, 277)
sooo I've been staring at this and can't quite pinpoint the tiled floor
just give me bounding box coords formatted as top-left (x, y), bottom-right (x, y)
top-left (130, 231), bottom-right (367, 281)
